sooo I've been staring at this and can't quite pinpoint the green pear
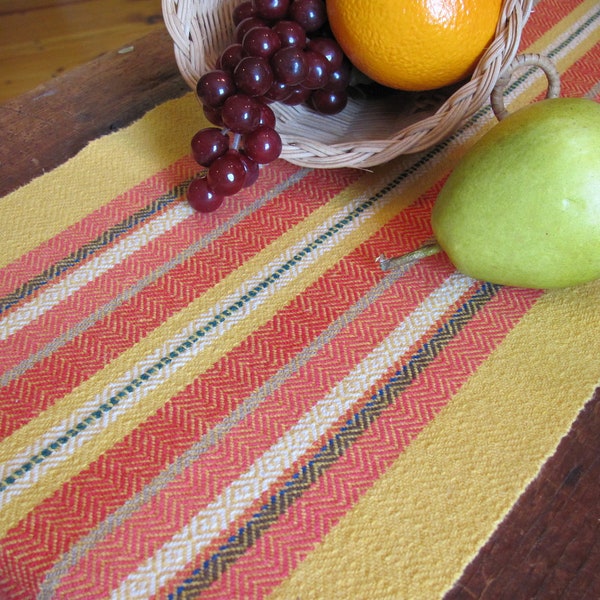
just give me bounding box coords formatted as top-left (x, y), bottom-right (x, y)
top-left (429, 97), bottom-right (600, 289)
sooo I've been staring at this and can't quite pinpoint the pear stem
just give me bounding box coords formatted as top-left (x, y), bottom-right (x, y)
top-left (377, 242), bottom-right (442, 271)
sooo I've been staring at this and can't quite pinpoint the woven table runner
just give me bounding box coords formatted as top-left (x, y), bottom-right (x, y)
top-left (1, 0), bottom-right (599, 598)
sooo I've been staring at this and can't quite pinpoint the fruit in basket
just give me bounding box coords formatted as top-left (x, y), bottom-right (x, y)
top-left (427, 98), bottom-right (600, 289)
top-left (187, 0), bottom-right (352, 213)
top-left (326, 0), bottom-right (503, 91)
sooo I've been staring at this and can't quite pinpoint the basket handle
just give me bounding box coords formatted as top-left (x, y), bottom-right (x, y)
top-left (491, 53), bottom-right (561, 121)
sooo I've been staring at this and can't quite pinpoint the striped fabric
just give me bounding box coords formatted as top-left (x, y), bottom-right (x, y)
top-left (1, 0), bottom-right (599, 598)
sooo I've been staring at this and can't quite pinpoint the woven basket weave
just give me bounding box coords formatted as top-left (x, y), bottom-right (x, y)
top-left (162, 0), bottom-right (535, 169)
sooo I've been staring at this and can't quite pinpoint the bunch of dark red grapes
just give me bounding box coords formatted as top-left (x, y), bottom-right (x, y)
top-left (187, 0), bottom-right (351, 213)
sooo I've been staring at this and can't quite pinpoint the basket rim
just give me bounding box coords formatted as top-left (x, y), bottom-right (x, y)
top-left (161, 0), bottom-right (535, 168)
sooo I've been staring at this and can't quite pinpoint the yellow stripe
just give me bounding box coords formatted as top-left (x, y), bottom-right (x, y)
top-left (268, 280), bottom-right (600, 600)
top-left (269, 7), bottom-right (600, 597)
top-left (0, 93), bottom-right (200, 269)
top-left (526, 0), bottom-right (599, 56)
top-left (0, 154), bottom-right (451, 537)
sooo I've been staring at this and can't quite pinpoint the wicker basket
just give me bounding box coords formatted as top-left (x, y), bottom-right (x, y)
top-left (162, 0), bottom-right (538, 169)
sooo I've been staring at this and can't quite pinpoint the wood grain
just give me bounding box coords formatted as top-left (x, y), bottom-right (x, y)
top-left (0, 27), bottom-right (188, 197)
top-left (0, 0), bottom-right (163, 102)
top-left (446, 387), bottom-right (600, 599)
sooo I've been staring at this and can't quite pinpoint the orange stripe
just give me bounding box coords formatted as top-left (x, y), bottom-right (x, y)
top-left (0, 165), bottom-right (360, 439)
top-left (0, 160), bottom-right (301, 375)
top-left (559, 38), bottom-right (600, 98)
top-left (0, 158), bottom-right (196, 299)
top-left (200, 284), bottom-right (542, 600)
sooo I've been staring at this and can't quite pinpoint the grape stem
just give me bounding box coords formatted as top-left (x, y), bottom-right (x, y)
top-left (377, 242), bottom-right (442, 271)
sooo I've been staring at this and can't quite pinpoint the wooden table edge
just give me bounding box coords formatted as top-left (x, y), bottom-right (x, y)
top-left (0, 27), bottom-right (189, 198)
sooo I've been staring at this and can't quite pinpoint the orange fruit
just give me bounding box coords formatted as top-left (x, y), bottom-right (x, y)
top-left (326, 0), bottom-right (503, 91)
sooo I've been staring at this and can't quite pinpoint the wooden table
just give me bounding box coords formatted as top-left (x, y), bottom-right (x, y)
top-left (1, 26), bottom-right (599, 599)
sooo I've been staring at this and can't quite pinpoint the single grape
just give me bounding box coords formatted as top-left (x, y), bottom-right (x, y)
top-left (289, 0), bottom-right (327, 33)
top-left (242, 27), bottom-right (282, 59)
top-left (310, 88), bottom-right (348, 114)
top-left (281, 85), bottom-right (311, 105)
top-left (264, 80), bottom-right (293, 102)
top-left (188, 176), bottom-right (224, 213)
top-left (252, 0), bottom-right (290, 20)
top-left (238, 150), bottom-right (260, 187)
top-left (272, 20), bottom-right (306, 48)
top-left (191, 127), bottom-right (230, 167)
top-left (235, 16), bottom-right (268, 43)
top-left (301, 49), bottom-right (329, 89)
top-left (221, 94), bottom-right (262, 133)
top-left (307, 37), bottom-right (344, 71)
top-left (234, 56), bottom-right (274, 96)
top-left (218, 43), bottom-right (245, 72)
top-left (271, 46), bottom-right (307, 85)
top-left (196, 70), bottom-right (236, 108)
top-left (207, 150), bottom-right (248, 195)
top-left (203, 105), bottom-right (224, 126)
top-left (233, 1), bottom-right (257, 25)
top-left (257, 102), bottom-right (277, 128)
top-left (244, 125), bottom-right (283, 163)
top-left (323, 58), bottom-right (352, 91)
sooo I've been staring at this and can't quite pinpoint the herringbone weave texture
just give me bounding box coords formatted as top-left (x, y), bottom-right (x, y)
top-left (1, 1), bottom-right (599, 597)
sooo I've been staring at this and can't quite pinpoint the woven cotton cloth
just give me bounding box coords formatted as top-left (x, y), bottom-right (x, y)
top-left (1, 1), bottom-right (599, 598)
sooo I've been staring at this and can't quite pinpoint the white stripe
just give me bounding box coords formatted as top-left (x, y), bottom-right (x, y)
top-left (0, 66), bottom-right (495, 500)
top-left (0, 202), bottom-right (194, 342)
top-left (0, 187), bottom-right (385, 503)
top-left (110, 272), bottom-right (476, 598)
